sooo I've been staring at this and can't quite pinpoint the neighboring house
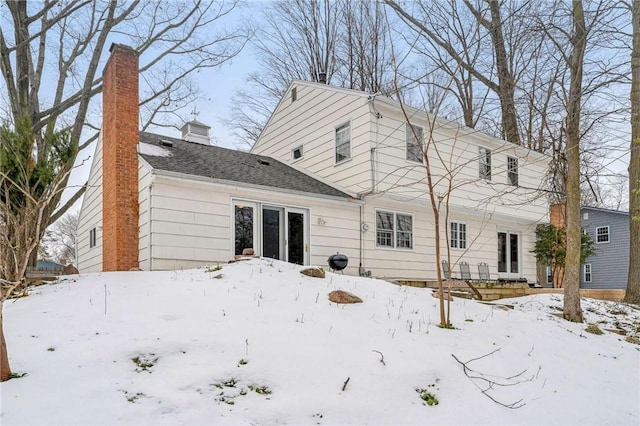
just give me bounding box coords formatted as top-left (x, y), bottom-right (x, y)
top-left (35, 260), bottom-right (65, 271)
top-left (580, 207), bottom-right (630, 290)
top-left (77, 44), bottom-right (551, 282)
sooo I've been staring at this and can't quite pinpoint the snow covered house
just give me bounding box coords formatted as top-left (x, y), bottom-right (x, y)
top-left (76, 44), bottom-right (551, 282)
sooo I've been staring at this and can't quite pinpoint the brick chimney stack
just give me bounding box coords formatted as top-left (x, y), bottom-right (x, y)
top-left (102, 44), bottom-right (140, 271)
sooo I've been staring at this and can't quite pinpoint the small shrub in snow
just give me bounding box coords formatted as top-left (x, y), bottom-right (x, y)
top-left (416, 385), bottom-right (439, 406)
top-left (132, 354), bottom-right (158, 372)
top-left (249, 384), bottom-right (272, 395)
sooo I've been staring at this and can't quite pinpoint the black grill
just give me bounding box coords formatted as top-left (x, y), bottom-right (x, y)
top-left (328, 253), bottom-right (348, 271)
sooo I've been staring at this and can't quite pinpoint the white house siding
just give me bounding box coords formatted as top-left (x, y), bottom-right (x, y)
top-left (360, 197), bottom-right (539, 282)
top-left (138, 161), bottom-right (153, 270)
top-left (76, 138), bottom-right (104, 272)
top-left (252, 82), bottom-right (373, 194)
top-left (146, 173), bottom-right (362, 273)
top-left (370, 100), bottom-right (549, 224)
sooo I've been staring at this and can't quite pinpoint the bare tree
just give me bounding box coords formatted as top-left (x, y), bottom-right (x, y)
top-left (1, 119), bottom-right (76, 381)
top-left (226, 0), bottom-right (400, 148)
top-left (561, 0), bottom-right (588, 322)
top-left (42, 210), bottom-right (80, 265)
top-left (625, 0), bottom-right (640, 303)
top-left (0, 0), bottom-right (250, 241)
top-left (385, 0), bottom-right (529, 145)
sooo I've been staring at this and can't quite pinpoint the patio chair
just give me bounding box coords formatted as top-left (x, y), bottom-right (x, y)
top-left (459, 261), bottom-right (472, 281)
top-left (441, 259), bottom-right (453, 280)
top-left (477, 262), bottom-right (498, 282)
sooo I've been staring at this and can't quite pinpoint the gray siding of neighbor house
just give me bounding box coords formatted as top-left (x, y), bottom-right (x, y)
top-left (581, 208), bottom-right (629, 289)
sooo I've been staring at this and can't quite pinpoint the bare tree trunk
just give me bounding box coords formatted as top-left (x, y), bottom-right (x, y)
top-left (484, 0), bottom-right (520, 146)
top-left (563, 0), bottom-right (586, 322)
top-left (1, 302), bottom-right (10, 381)
top-left (625, 0), bottom-right (640, 304)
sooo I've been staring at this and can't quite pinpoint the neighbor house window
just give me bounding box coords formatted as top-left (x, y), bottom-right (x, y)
top-left (479, 147), bottom-right (492, 180)
top-left (292, 145), bottom-right (303, 160)
top-left (584, 263), bottom-right (592, 283)
top-left (335, 123), bottom-right (351, 163)
top-left (507, 156), bottom-right (518, 186)
top-left (450, 221), bottom-right (467, 249)
top-left (376, 210), bottom-right (413, 249)
top-left (89, 227), bottom-right (97, 249)
top-left (596, 226), bottom-right (609, 243)
top-left (406, 123), bottom-right (423, 163)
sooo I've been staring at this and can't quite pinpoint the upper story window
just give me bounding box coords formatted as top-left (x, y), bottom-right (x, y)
top-left (89, 227), bottom-right (97, 249)
top-left (406, 123), bottom-right (424, 163)
top-left (583, 263), bottom-right (592, 283)
top-left (376, 210), bottom-right (413, 249)
top-left (292, 145), bottom-right (303, 160)
top-left (479, 147), bottom-right (491, 180)
top-left (507, 156), bottom-right (518, 186)
top-left (335, 122), bottom-right (351, 164)
top-left (450, 221), bottom-right (467, 249)
top-left (596, 226), bottom-right (610, 243)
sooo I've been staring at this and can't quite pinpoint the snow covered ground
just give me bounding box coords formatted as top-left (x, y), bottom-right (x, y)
top-left (1, 258), bottom-right (639, 425)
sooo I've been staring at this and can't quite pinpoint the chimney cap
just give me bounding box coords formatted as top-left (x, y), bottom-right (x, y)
top-left (109, 43), bottom-right (138, 55)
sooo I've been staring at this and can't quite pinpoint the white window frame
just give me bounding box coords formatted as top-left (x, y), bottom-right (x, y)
top-left (507, 156), bottom-right (518, 186)
top-left (406, 123), bottom-right (424, 163)
top-left (89, 227), bottom-right (97, 249)
top-left (450, 221), bottom-right (467, 249)
top-left (291, 145), bottom-right (303, 161)
top-left (335, 122), bottom-right (351, 164)
top-left (583, 263), bottom-right (592, 283)
top-left (595, 226), bottom-right (610, 243)
top-left (375, 210), bottom-right (413, 250)
top-left (479, 147), bottom-right (492, 180)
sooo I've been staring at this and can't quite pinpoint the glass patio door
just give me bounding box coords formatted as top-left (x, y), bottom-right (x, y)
top-left (261, 206), bottom-right (308, 265)
top-left (498, 231), bottom-right (519, 275)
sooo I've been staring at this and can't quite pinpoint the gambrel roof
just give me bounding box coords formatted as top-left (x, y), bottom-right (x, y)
top-left (138, 132), bottom-right (352, 199)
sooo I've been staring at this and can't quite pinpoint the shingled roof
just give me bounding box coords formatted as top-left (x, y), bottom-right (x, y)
top-left (138, 132), bottom-right (352, 199)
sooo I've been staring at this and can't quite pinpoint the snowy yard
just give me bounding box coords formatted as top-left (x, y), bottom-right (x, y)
top-left (1, 258), bottom-right (639, 425)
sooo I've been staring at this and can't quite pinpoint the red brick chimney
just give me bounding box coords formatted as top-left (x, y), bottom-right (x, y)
top-left (550, 202), bottom-right (566, 228)
top-left (102, 44), bottom-right (139, 271)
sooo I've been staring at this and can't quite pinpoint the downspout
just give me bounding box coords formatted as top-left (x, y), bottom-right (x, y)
top-left (359, 94), bottom-right (383, 276)
top-left (149, 181), bottom-right (153, 272)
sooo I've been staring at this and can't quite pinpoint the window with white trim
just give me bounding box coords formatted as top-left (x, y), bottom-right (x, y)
top-left (583, 263), bottom-right (592, 283)
top-left (507, 156), bottom-right (518, 186)
top-left (376, 210), bottom-right (413, 249)
top-left (450, 221), bottom-right (467, 249)
top-left (479, 147), bottom-right (491, 180)
top-left (89, 227), bottom-right (97, 249)
top-left (292, 145), bottom-right (303, 160)
top-left (596, 226), bottom-right (609, 243)
top-left (335, 123), bottom-right (351, 164)
top-left (406, 123), bottom-right (423, 163)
